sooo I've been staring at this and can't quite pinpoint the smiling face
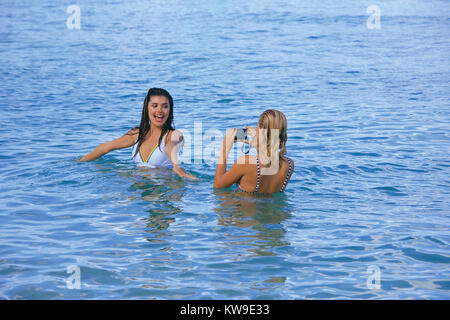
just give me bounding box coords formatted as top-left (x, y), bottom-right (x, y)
top-left (148, 95), bottom-right (170, 128)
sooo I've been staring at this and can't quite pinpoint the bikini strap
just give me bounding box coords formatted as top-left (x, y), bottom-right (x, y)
top-left (280, 157), bottom-right (292, 192)
top-left (255, 157), bottom-right (260, 193)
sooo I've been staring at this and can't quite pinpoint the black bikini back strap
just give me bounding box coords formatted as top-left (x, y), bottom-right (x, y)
top-left (255, 157), bottom-right (260, 192)
top-left (280, 158), bottom-right (292, 192)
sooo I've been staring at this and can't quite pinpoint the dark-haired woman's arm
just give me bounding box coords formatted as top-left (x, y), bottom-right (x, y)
top-left (165, 130), bottom-right (197, 180)
top-left (79, 129), bottom-right (138, 161)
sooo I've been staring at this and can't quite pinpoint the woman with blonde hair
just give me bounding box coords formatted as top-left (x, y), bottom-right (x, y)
top-left (214, 109), bottom-right (294, 194)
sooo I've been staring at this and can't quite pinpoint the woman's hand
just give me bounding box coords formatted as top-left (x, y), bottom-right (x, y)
top-left (223, 128), bottom-right (237, 155)
top-left (243, 126), bottom-right (257, 148)
top-left (173, 165), bottom-right (198, 180)
top-left (183, 172), bottom-right (199, 180)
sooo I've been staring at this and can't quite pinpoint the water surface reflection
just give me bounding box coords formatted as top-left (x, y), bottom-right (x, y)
top-left (131, 167), bottom-right (187, 235)
top-left (213, 190), bottom-right (293, 257)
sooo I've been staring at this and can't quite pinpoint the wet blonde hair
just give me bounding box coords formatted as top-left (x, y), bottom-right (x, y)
top-left (257, 109), bottom-right (287, 167)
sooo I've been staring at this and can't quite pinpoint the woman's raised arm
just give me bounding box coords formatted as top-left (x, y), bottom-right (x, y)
top-left (79, 128), bottom-right (139, 161)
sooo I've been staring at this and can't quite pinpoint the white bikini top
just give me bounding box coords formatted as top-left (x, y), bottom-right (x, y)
top-left (131, 133), bottom-right (173, 168)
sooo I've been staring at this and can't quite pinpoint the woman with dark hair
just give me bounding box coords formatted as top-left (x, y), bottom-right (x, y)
top-left (80, 88), bottom-right (195, 179)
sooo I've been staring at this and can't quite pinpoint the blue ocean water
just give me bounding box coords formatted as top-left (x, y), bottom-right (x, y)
top-left (0, 0), bottom-right (449, 299)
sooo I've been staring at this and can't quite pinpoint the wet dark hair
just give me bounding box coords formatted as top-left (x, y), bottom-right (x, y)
top-left (131, 88), bottom-right (175, 158)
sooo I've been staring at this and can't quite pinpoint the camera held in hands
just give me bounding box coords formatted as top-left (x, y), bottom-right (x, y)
top-left (234, 128), bottom-right (248, 142)
top-left (234, 128), bottom-right (250, 154)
